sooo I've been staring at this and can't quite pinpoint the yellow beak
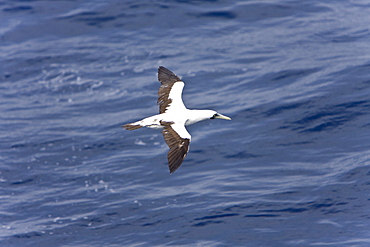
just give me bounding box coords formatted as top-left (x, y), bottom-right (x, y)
top-left (214, 113), bottom-right (231, 120)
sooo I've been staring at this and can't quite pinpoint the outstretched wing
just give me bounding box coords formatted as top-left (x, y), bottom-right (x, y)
top-left (160, 121), bottom-right (191, 173)
top-left (157, 66), bottom-right (186, 114)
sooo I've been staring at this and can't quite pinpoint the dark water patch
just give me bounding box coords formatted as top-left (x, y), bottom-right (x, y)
top-left (12, 232), bottom-right (42, 239)
top-left (272, 69), bottom-right (314, 81)
top-left (175, 0), bottom-right (218, 3)
top-left (194, 213), bottom-right (239, 221)
top-left (10, 178), bottom-right (34, 185)
top-left (294, 111), bottom-right (340, 125)
top-left (301, 114), bottom-right (359, 133)
top-left (275, 190), bottom-right (298, 195)
top-left (2, 5), bottom-right (33, 12)
top-left (141, 220), bottom-right (163, 227)
top-left (105, 212), bottom-right (118, 216)
top-left (262, 207), bottom-right (308, 213)
top-left (192, 220), bottom-right (223, 227)
top-left (244, 214), bottom-right (279, 218)
top-left (75, 16), bottom-right (117, 26)
top-left (288, 100), bottom-right (370, 133)
top-left (265, 102), bottom-right (308, 117)
top-left (196, 11), bottom-right (236, 19)
top-left (337, 100), bottom-right (369, 109)
top-left (276, 141), bottom-right (313, 146)
top-left (308, 201), bottom-right (335, 210)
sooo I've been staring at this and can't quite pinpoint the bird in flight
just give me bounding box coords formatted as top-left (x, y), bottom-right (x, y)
top-left (123, 66), bottom-right (231, 173)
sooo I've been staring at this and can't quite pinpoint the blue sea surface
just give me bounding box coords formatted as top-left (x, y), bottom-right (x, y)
top-left (1, 0), bottom-right (370, 246)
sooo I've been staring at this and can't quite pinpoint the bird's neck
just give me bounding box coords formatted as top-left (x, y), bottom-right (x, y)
top-left (185, 109), bottom-right (211, 125)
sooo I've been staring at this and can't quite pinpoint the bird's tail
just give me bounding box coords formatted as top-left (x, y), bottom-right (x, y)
top-left (122, 123), bottom-right (142, 130)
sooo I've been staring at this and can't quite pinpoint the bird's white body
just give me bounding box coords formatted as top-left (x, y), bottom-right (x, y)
top-left (130, 109), bottom-right (219, 139)
top-left (132, 109), bottom-right (218, 128)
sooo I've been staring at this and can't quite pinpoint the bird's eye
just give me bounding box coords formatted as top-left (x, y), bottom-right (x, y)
top-left (210, 114), bottom-right (217, 119)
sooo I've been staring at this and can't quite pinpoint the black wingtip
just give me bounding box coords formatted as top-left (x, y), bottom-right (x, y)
top-left (158, 66), bottom-right (181, 84)
top-left (158, 66), bottom-right (170, 73)
top-left (169, 163), bottom-right (180, 173)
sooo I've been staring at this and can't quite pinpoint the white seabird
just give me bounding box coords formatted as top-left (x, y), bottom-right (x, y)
top-left (123, 66), bottom-right (231, 173)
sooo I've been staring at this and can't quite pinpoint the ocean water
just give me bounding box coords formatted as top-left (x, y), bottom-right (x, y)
top-left (1, 0), bottom-right (370, 246)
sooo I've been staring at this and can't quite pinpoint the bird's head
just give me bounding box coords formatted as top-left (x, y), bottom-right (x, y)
top-left (186, 110), bottom-right (231, 125)
top-left (210, 111), bottom-right (231, 120)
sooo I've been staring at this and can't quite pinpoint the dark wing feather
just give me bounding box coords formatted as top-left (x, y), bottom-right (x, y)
top-left (158, 66), bottom-right (181, 85)
top-left (157, 66), bottom-right (181, 114)
top-left (161, 121), bottom-right (190, 173)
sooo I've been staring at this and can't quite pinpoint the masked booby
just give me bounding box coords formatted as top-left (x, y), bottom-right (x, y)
top-left (123, 66), bottom-right (231, 173)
